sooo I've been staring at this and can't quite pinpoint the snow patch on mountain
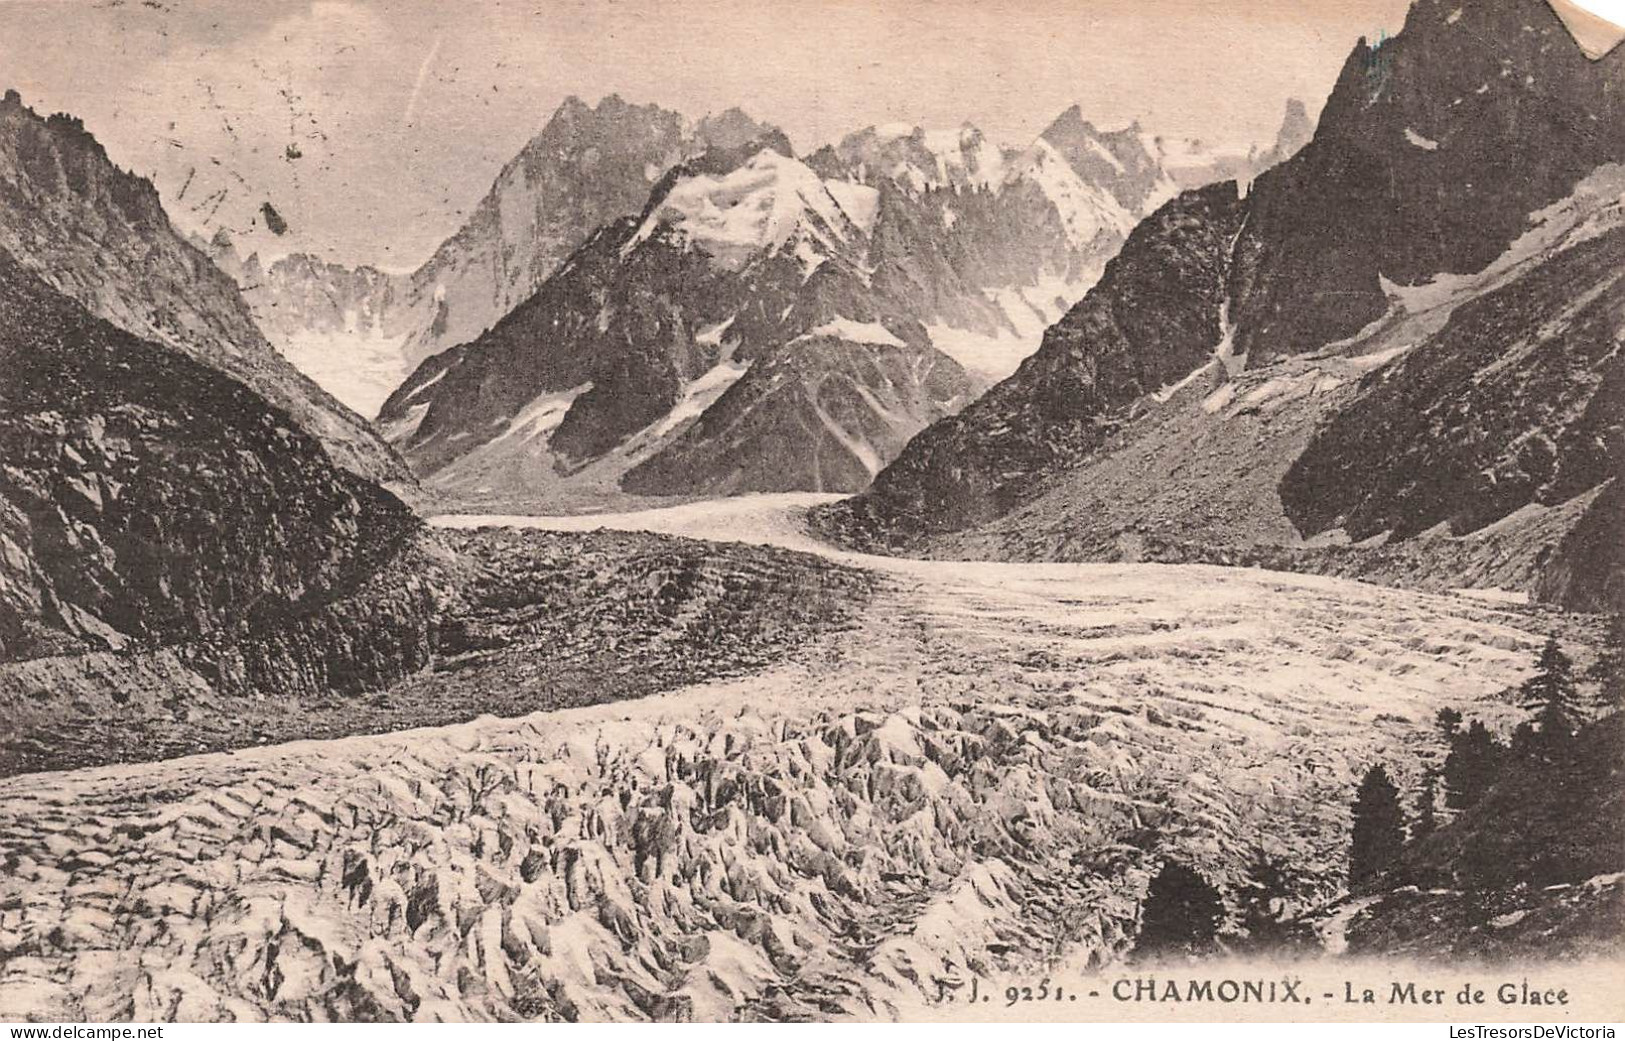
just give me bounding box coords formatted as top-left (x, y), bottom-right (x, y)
top-left (380, 400), bottom-right (431, 444)
top-left (811, 399), bottom-right (885, 477)
top-left (923, 126), bottom-right (1006, 188)
top-left (695, 317), bottom-right (736, 347)
top-left (799, 319), bottom-right (907, 348)
top-left (495, 384), bottom-right (594, 444)
top-left (629, 150), bottom-right (855, 269)
top-left (1404, 127), bottom-right (1441, 151)
top-left (1005, 140), bottom-right (1136, 248)
top-left (650, 358), bottom-right (751, 439)
top-left (824, 181), bottom-right (881, 233)
top-left (817, 123), bottom-right (1006, 193)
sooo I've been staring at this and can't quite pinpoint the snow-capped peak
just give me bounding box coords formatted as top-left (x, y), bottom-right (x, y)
top-left (1004, 139), bottom-right (1137, 248)
top-left (820, 122), bottom-right (1005, 192)
top-left (626, 149), bottom-right (865, 270)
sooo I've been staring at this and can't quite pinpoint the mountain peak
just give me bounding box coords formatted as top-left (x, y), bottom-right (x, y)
top-left (0, 91), bottom-right (408, 485)
top-left (553, 93), bottom-right (592, 118)
top-left (628, 145), bottom-right (859, 272)
top-left (809, 121), bottom-right (1004, 192)
top-left (546, 92), bottom-right (661, 130)
top-left (694, 106), bottom-right (777, 151)
top-left (1042, 104), bottom-right (1096, 141)
top-left (1032, 104), bottom-right (1172, 214)
top-left (1261, 96), bottom-right (1315, 167)
top-left (1227, 0), bottom-right (1625, 358)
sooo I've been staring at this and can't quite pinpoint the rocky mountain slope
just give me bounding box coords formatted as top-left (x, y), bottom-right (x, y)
top-left (222, 96), bottom-right (777, 418)
top-left (1, 520), bottom-right (870, 777)
top-left (0, 244), bottom-right (435, 767)
top-left (399, 97), bottom-right (775, 363)
top-left (235, 97), bottom-right (1308, 453)
top-left (820, 0), bottom-right (1625, 612)
top-left (0, 90), bottom-right (408, 487)
top-left (378, 139), bottom-right (976, 504)
top-left (1280, 224), bottom-right (1623, 565)
top-left (380, 102), bottom-right (1238, 507)
top-left (918, 162), bottom-right (1625, 614)
top-left (830, 180), bottom-right (1248, 534)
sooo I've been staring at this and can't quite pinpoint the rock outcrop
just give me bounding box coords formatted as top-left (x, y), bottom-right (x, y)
top-left (381, 101), bottom-right (1213, 506)
top-left (822, 0), bottom-right (1625, 613)
top-left (0, 90), bottom-right (408, 487)
top-left (0, 246), bottom-right (434, 748)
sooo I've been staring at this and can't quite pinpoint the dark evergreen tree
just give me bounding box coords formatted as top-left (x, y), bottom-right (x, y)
top-left (1232, 850), bottom-right (1293, 951)
top-left (1410, 769), bottom-right (1440, 844)
top-left (1136, 861), bottom-right (1224, 960)
top-left (1350, 765), bottom-right (1406, 891)
top-left (1584, 645), bottom-right (1623, 715)
top-left (1436, 706), bottom-right (1463, 739)
top-left (1443, 720), bottom-right (1505, 809)
top-left (1519, 637), bottom-right (1581, 755)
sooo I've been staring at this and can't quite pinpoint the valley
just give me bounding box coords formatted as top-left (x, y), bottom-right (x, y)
top-left (0, 0), bottom-right (1620, 1025)
top-left (2, 496), bottom-right (1617, 1020)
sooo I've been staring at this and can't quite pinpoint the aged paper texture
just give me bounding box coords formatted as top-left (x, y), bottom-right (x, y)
top-left (0, 0), bottom-right (1620, 1025)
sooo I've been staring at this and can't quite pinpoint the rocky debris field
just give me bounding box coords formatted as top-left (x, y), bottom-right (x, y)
top-left (1, 498), bottom-right (1601, 1021)
top-left (0, 527), bottom-right (873, 777)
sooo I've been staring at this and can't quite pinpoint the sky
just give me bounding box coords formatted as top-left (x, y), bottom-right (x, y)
top-left (0, 0), bottom-right (1417, 270)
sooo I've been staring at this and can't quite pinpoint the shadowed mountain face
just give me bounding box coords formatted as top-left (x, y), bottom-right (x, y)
top-left (1229, 0), bottom-right (1625, 363)
top-left (1036, 107), bottom-right (1176, 214)
top-left (620, 332), bottom-right (974, 496)
top-left (229, 95), bottom-right (780, 406)
top-left (0, 245), bottom-right (432, 697)
top-left (377, 141), bottom-right (977, 501)
top-left (910, 161), bottom-right (1623, 613)
top-left (1280, 227), bottom-right (1625, 543)
top-left (826, 0), bottom-right (1625, 570)
top-left (376, 106), bottom-right (1220, 506)
top-left (0, 91), bottom-right (409, 488)
top-left (830, 181), bottom-right (1248, 535)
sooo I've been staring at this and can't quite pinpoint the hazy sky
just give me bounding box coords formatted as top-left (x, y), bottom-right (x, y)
top-left (0, 0), bottom-right (1415, 269)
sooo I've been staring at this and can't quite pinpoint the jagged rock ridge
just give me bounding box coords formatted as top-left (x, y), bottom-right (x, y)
top-left (378, 140), bottom-right (978, 502)
top-left (227, 95), bottom-right (781, 416)
top-left (380, 101), bottom-right (1241, 504)
top-left (0, 246), bottom-right (433, 723)
top-left (0, 90), bottom-right (408, 487)
top-left (822, 0), bottom-right (1625, 613)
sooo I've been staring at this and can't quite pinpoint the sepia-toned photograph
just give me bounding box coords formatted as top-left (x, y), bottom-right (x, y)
top-left (0, 0), bottom-right (1620, 1027)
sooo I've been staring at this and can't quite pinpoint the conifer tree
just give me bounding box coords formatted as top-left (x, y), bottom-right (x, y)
top-left (1350, 765), bottom-right (1406, 891)
top-left (1234, 850), bottom-right (1294, 951)
top-left (1519, 637), bottom-right (1581, 752)
top-left (1136, 861), bottom-right (1225, 960)
top-left (1443, 720), bottom-right (1504, 809)
top-left (1410, 769), bottom-right (1439, 844)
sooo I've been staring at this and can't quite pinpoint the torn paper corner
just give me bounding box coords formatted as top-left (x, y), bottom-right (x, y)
top-left (1548, 0), bottom-right (1625, 59)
